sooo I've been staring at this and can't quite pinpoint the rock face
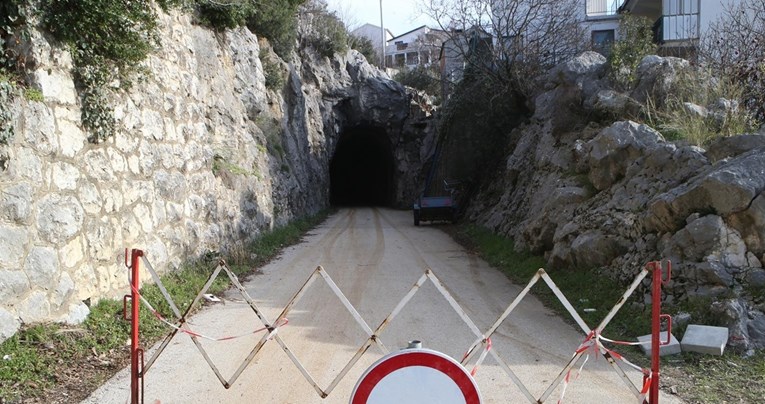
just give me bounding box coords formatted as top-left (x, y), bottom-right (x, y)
top-left (0, 11), bottom-right (435, 341)
top-left (467, 53), bottom-right (765, 350)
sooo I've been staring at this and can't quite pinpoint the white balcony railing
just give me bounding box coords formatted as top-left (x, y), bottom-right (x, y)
top-left (586, 0), bottom-right (622, 17)
top-left (661, 0), bottom-right (700, 41)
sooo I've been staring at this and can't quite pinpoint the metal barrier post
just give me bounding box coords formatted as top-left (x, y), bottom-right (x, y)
top-left (648, 261), bottom-right (671, 404)
top-left (128, 249), bottom-right (144, 404)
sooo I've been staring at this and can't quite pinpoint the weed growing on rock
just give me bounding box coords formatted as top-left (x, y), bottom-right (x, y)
top-left (41, 0), bottom-right (160, 143)
top-left (300, 1), bottom-right (348, 58)
top-left (607, 14), bottom-right (656, 90)
top-left (0, 79), bottom-right (15, 145)
top-left (642, 69), bottom-right (756, 146)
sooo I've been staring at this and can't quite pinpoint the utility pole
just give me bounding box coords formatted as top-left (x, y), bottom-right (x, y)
top-left (380, 0), bottom-right (386, 68)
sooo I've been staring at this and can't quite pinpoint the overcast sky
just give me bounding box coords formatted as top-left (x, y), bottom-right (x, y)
top-left (325, 0), bottom-right (438, 36)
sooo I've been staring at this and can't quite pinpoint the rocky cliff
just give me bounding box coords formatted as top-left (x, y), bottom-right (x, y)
top-left (467, 52), bottom-right (765, 351)
top-left (0, 10), bottom-right (436, 342)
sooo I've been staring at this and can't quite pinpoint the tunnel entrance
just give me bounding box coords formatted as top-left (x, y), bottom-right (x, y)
top-left (330, 126), bottom-right (395, 206)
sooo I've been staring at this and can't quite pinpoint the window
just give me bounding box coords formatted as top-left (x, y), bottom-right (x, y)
top-left (396, 41), bottom-right (408, 51)
top-left (592, 29), bottom-right (615, 55)
top-left (406, 52), bottom-right (419, 65)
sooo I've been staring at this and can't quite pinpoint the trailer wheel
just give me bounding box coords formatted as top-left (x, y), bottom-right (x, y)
top-left (413, 209), bottom-right (420, 226)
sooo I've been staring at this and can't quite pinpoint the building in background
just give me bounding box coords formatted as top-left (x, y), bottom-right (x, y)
top-left (619, 0), bottom-right (739, 55)
top-left (384, 25), bottom-right (448, 69)
top-left (351, 23), bottom-right (394, 65)
top-left (584, 0), bottom-right (623, 55)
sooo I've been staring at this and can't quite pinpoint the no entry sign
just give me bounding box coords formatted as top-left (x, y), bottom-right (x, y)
top-left (350, 348), bottom-right (481, 404)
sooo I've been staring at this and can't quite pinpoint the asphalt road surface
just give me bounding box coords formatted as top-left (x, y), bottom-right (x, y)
top-left (83, 208), bottom-right (683, 404)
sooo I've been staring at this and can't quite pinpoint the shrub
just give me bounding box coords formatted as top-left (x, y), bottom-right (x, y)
top-left (0, 0), bottom-right (31, 74)
top-left (263, 54), bottom-right (284, 90)
top-left (701, 0), bottom-right (765, 122)
top-left (642, 68), bottom-right (756, 146)
top-left (0, 79), bottom-right (15, 145)
top-left (394, 65), bottom-right (441, 102)
top-left (195, 0), bottom-right (256, 31)
top-left (41, 0), bottom-right (160, 142)
top-left (300, 1), bottom-right (348, 58)
top-left (247, 0), bottom-right (304, 58)
top-left (607, 14), bottom-right (656, 90)
top-left (348, 34), bottom-right (377, 65)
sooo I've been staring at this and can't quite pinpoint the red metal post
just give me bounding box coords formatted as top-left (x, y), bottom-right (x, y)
top-left (650, 261), bottom-right (661, 404)
top-left (129, 249), bottom-right (143, 404)
top-left (648, 260), bottom-right (671, 404)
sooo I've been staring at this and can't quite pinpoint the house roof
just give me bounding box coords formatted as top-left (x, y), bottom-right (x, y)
top-left (389, 25), bottom-right (430, 41)
top-left (352, 23), bottom-right (394, 39)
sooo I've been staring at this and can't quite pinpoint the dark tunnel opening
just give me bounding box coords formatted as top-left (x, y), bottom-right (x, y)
top-left (330, 126), bottom-right (395, 206)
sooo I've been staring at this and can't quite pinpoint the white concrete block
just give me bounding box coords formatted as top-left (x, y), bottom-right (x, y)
top-left (681, 324), bottom-right (728, 356)
top-left (637, 333), bottom-right (682, 356)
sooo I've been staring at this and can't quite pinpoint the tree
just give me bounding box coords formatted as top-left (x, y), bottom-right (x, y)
top-left (419, 0), bottom-right (587, 99)
top-left (348, 34), bottom-right (377, 64)
top-left (701, 0), bottom-right (765, 122)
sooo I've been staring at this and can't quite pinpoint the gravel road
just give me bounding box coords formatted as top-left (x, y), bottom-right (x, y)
top-left (83, 208), bottom-right (682, 404)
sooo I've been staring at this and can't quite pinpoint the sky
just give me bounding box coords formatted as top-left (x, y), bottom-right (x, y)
top-left (325, 0), bottom-right (438, 36)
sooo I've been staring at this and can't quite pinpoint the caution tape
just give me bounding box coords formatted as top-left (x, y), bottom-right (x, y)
top-left (461, 337), bottom-right (492, 377)
top-left (558, 331), bottom-right (651, 404)
top-left (127, 273), bottom-right (288, 342)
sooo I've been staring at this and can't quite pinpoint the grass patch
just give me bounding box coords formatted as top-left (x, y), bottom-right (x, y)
top-left (452, 224), bottom-right (651, 341)
top-left (451, 223), bottom-right (765, 403)
top-left (0, 209), bottom-right (331, 402)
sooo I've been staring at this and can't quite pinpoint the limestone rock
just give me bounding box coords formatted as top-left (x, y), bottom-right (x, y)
top-left (24, 247), bottom-right (59, 290)
top-left (0, 182), bottom-right (33, 224)
top-left (646, 149), bottom-right (765, 233)
top-left (36, 194), bottom-right (84, 244)
top-left (0, 308), bottom-right (20, 343)
top-left (576, 231), bottom-right (629, 268)
top-left (0, 270), bottom-right (30, 302)
top-left (706, 134), bottom-right (765, 163)
top-left (549, 51), bottom-right (606, 88)
top-left (585, 121), bottom-right (665, 190)
top-left (0, 225), bottom-right (28, 267)
top-left (631, 55), bottom-right (690, 105)
top-left (17, 291), bottom-right (51, 323)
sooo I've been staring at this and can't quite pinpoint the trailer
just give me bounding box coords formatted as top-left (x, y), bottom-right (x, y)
top-left (413, 180), bottom-right (458, 226)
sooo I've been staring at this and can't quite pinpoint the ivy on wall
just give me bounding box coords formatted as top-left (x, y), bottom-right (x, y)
top-left (41, 0), bottom-right (160, 143)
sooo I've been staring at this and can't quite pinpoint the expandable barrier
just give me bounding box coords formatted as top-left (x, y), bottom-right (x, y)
top-left (124, 248), bottom-right (671, 404)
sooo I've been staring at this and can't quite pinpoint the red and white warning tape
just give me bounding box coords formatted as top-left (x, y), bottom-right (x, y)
top-left (127, 274), bottom-right (287, 342)
top-left (558, 330), bottom-right (651, 404)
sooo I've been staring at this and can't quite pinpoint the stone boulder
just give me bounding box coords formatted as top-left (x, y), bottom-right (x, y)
top-left (584, 121), bottom-right (665, 190)
top-left (706, 134), bottom-right (765, 163)
top-left (645, 149), bottom-right (765, 233)
top-left (630, 55), bottom-right (690, 106)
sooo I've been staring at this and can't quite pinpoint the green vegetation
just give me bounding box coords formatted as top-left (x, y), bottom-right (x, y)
top-left (23, 87), bottom-right (43, 102)
top-left (263, 54), bottom-right (285, 90)
top-left (607, 14), bottom-right (656, 90)
top-left (212, 153), bottom-right (259, 177)
top-left (0, 209), bottom-right (331, 402)
top-left (247, 0), bottom-right (304, 57)
top-left (394, 65), bottom-right (441, 103)
top-left (453, 223), bottom-right (765, 403)
top-left (303, 5), bottom-right (348, 58)
top-left (453, 224), bottom-right (651, 340)
top-left (642, 70), bottom-right (756, 146)
top-left (349, 34), bottom-right (376, 65)
top-left (0, 79), bottom-right (15, 145)
top-left (41, 0), bottom-right (160, 143)
top-left (0, 0), bottom-right (30, 74)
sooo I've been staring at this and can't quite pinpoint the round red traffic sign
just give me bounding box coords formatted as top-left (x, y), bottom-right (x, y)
top-left (350, 348), bottom-right (481, 404)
